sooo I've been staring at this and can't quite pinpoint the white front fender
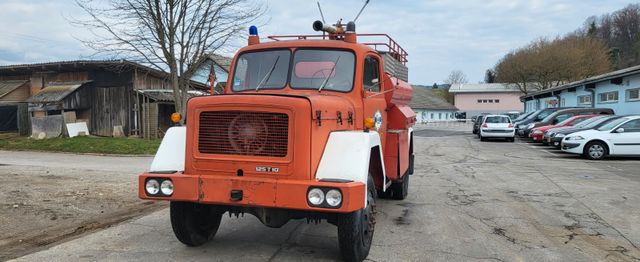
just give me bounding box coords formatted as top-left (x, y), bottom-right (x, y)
top-left (315, 131), bottom-right (386, 206)
top-left (149, 126), bottom-right (186, 172)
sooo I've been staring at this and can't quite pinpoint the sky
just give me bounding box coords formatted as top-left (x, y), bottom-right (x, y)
top-left (0, 0), bottom-right (635, 85)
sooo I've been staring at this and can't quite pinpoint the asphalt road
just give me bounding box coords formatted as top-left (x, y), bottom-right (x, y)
top-left (10, 128), bottom-right (640, 261)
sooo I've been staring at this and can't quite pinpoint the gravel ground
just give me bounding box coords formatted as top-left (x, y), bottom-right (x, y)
top-left (0, 151), bottom-right (164, 261)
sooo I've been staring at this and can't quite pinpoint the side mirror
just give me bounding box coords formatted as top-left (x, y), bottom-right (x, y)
top-left (471, 118), bottom-right (476, 123)
top-left (615, 128), bottom-right (625, 133)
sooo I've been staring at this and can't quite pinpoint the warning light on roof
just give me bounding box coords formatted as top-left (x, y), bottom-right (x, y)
top-left (249, 25), bottom-right (258, 36)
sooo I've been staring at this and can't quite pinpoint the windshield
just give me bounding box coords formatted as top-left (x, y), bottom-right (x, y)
top-left (597, 117), bottom-right (628, 131)
top-left (485, 116), bottom-right (511, 123)
top-left (290, 49), bottom-right (355, 92)
top-left (574, 116), bottom-right (604, 128)
top-left (231, 49), bottom-right (355, 92)
top-left (557, 116), bottom-right (588, 126)
top-left (523, 110), bottom-right (543, 121)
top-left (232, 50), bottom-right (291, 91)
top-left (536, 109), bottom-right (555, 121)
top-left (513, 112), bottom-right (532, 121)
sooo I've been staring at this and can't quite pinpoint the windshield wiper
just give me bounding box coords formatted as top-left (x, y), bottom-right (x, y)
top-left (256, 56), bottom-right (281, 91)
top-left (318, 56), bottom-right (340, 92)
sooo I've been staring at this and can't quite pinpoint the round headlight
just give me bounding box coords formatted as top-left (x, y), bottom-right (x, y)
top-left (325, 189), bottom-right (342, 207)
top-left (556, 133), bottom-right (566, 137)
top-left (145, 179), bottom-right (160, 195)
top-left (307, 188), bottom-right (325, 206)
top-left (160, 180), bottom-right (174, 195)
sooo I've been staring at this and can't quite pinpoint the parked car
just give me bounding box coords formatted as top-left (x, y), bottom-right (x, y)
top-left (562, 115), bottom-right (640, 160)
top-left (472, 114), bottom-right (488, 134)
top-left (455, 112), bottom-right (467, 122)
top-left (546, 115), bottom-right (624, 148)
top-left (529, 115), bottom-right (598, 144)
top-left (522, 108), bottom-right (614, 137)
top-left (515, 107), bottom-right (577, 137)
top-left (479, 115), bottom-right (515, 142)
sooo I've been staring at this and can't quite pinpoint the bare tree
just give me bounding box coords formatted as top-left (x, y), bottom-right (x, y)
top-left (74, 0), bottom-right (265, 118)
top-left (444, 70), bottom-right (468, 85)
top-left (494, 36), bottom-right (610, 95)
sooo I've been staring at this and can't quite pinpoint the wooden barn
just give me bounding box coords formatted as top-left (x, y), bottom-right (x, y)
top-left (0, 59), bottom-right (229, 138)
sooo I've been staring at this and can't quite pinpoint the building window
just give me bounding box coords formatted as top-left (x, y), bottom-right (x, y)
top-left (598, 91), bottom-right (618, 103)
top-left (482, 99), bottom-right (488, 103)
top-left (627, 88), bottom-right (640, 101)
top-left (488, 99), bottom-right (494, 103)
top-left (477, 99), bottom-right (482, 103)
top-left (438, 113), bottom-right (442, 119)
top-left (578, 95), bottom-right (592, 105)
top-left (430, 113), bottom-right (434, 119)
top-left (560, 98), bottom-right (565, 106)
top-left (495, 99), bottom-right (500, 103)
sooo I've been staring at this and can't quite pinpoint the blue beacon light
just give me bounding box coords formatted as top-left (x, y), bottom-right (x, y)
top-left (249, 26), bottom-right (258, 36)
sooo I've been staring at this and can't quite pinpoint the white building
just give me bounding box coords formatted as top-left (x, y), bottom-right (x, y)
top-left (410, 86), bottom-right (458, 123)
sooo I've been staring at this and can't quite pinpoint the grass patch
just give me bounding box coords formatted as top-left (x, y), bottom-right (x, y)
top-left (0, 136), bottom-right (161, 155)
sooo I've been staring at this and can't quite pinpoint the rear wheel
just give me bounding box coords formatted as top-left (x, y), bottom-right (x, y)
top-left (338, 176), bottom-right (376, 262)
top-left (480, 134), bottom-right (486, 142)
top-left (583, 141), bottom-right (608, 160)
top-left (170, 202), bottom-right (224, 246)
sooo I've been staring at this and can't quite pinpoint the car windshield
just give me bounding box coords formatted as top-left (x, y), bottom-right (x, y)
top-left (523, 110), bottom-right (543, 121)
top-left (574, 116), bottom-right (604, 128)
top-left (485, 116), bottom-right (510, 123)
top-left (231, 49), bottom-right (355, 92)
top-left (597, 117), bottom-right (628, 131)
top-left (536, 109), bottom-right (558, 121)
top-left (513, 112), bottom-right (532, 121)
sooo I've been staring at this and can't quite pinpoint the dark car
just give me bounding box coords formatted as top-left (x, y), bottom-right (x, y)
top-left (514, 108), bottom-right (576, 137)
top-left (547, 115), bottom-right (624, 148)
top-left (521, 108), bottom-right (614, 137)
top-left (472, 115), bottom-right (485, 134)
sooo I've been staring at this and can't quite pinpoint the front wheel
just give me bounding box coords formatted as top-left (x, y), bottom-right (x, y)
top-left (583, 141), bottom-right (608, 160)
top-left (338, 176), bottom-right (377, 262)
top-left (170, 202), bottom-right (224, 246)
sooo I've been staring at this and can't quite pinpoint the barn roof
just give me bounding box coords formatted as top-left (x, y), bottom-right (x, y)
top-left (137, 89), bottom-right (208, 102)
top-left (0, 80), bottom-right (28, 99)
top-left (410, 86), bottom-right (458, 111)
top-left (26, 81), bottom-right (91, 103)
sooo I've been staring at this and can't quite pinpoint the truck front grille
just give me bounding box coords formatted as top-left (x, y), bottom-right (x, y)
top-left (198, 111), bottom-right (289, 157)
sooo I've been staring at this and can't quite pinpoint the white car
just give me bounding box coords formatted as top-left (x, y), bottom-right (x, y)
top-left (561, 115), bottom-right (640, 160)
top-left (479, 115), bottom-right (515, 142)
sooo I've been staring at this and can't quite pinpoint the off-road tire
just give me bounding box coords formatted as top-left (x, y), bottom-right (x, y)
top-left (338, 176), bottom-right (377, 262)
top-left (170, 202), bottom-right (223, 246)
top-left (583, 141), bottom-right (608, 160)
top-left (390, 172), bottom-right (409, 200)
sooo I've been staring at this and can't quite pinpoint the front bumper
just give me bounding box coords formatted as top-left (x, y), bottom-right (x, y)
top-left (561, 141), bottom-right (584, 154)
top-left (530, 132), bottom-right (543, 142)
top-left (138, 173), bottom-right (366, 213)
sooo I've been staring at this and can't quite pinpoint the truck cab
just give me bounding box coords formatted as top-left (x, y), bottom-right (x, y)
top-left (139, 22), bottom-right (415, 262)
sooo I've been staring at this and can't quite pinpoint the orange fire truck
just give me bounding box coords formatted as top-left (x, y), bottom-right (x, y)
top-left (139, 17), bottom-right (415, 261)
